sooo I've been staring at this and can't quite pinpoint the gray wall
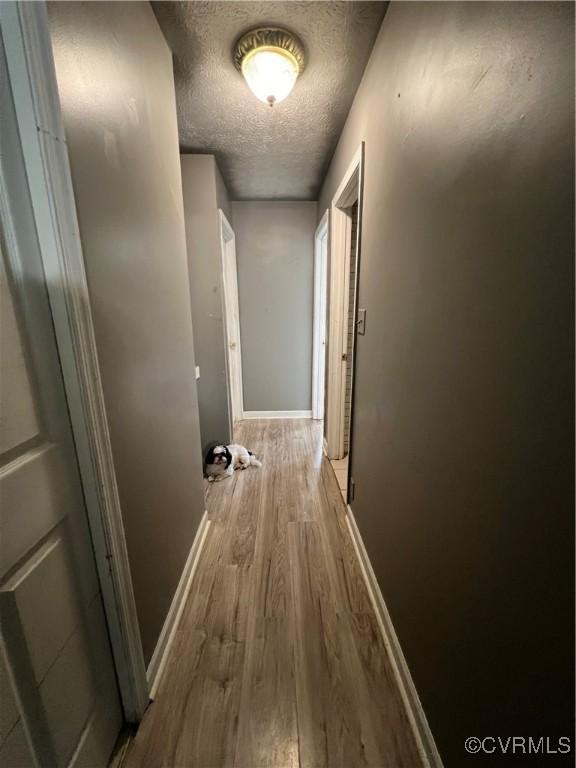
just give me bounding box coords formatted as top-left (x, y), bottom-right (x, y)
top-left (320, 2), bottom-right (574, 765)
top-left (49, 1), bottom-right (206, 664)
top-left (232, 202), bottom-right (317, 412)
top-left (181, 155), bottom-right (232, 448)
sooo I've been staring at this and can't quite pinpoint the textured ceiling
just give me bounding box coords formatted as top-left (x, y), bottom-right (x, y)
top-left (152, 1), bottom-right (387, 200)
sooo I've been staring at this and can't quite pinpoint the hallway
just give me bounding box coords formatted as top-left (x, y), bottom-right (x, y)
top-left (2, 3), bottom-right (573, 764)
top-left (125, 420), bottom-right (420, 768)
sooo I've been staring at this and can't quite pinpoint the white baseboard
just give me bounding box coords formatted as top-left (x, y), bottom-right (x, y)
top-left (242, 410), bottom-right (312, 420)
top-left (345, 505), bottom-right (443, 768)
top-left (147, 511), bottom-right (211, 699)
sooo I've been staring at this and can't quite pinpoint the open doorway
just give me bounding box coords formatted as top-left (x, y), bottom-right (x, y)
top-left (218, 210), bottom-right (244, 429)
top-left (315, 145), bottom-right (364, 503)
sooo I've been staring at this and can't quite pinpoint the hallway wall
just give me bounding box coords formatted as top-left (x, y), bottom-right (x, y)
top-left (232, 201), bottom-right (316, 413)
top-left (48, 1), bottom-right (206, 664)
top-left (181, 154), bottom-right (232, 449)
top-left (320, 2), bottom-right (574, 765)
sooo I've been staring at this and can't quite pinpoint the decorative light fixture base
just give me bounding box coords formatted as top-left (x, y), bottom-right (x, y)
top-left (233, 27), bottom-right (305, 74)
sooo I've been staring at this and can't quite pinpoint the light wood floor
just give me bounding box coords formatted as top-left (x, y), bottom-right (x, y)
top-left (124, 420), bottom-right (420, 768)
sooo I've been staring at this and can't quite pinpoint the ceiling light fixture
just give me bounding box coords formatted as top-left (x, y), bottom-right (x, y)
top-left (233, 27), bottom-right (305, 107)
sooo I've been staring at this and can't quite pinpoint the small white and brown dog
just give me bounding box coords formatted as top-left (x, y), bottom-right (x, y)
top-left (205, 443), bottom-right (262, 482)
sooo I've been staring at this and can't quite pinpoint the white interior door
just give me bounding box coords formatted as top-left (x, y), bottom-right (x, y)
top-left (0, 41), bottom-right (122, 766)
top-left (312, 214), bottom-right (329, 420)
top-left (219, 210), bottom-right (244, 427)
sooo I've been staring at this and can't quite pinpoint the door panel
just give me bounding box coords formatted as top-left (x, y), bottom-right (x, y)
top-left (0, 720), bottom-right (35, 768)
top-left (0, 647), bottom-right (20, 744)
top-left (39, 598), bottom-right (119, 767)
top-left (1, 443), bottom-right (76, 575)
top-left (220, 215), bottom-right (244, 425)
top-left (225, 234), bottom-right (244, 423)
top-left (3, 536), bottom-right (88, 684)
top-left (0, 32), bottom-right (122, 767)
top-left (0, 643), bottom-right (35, 768)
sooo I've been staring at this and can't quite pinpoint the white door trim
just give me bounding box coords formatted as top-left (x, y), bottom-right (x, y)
top-left (312, 210), bottom-right (329, 421)
top-left (325, 144), bottom-right (364, 460)
top-left (0, 2), bottom-right (148, 721)
top-left (218, 209), bottom-right (245, 430)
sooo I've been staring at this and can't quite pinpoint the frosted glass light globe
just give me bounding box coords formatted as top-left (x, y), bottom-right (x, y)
top-left (241, 46), bottom-right (300, 107)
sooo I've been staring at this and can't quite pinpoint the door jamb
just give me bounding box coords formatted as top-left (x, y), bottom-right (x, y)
top-left (312, 210), bottom-right (329, 420)
top-left (0, 2), bottom-right (148, 721)
top-left (218, 209), bottom-right (244, 429)
top-left (325, 143), bottom-right (364, 461)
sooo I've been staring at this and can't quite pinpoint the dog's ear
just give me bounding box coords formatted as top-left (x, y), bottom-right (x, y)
top-left (205, 446), bottom-right (217, 465)
top-left (224, 446), bottom-right (232, 468)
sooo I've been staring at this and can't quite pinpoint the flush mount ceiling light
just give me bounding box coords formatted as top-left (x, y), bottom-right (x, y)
top-left (233, 27), bottom-right (305, 107)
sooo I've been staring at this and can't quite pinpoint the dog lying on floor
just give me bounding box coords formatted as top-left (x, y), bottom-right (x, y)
top-left (205, 443), bottom-right (262, 482)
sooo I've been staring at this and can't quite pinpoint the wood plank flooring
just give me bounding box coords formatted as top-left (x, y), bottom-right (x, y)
top-left (124, 420), bottom-right (421, 768)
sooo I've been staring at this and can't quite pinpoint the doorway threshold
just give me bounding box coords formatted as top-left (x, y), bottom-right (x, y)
top-left (329, 455), bottom-right (348, 503)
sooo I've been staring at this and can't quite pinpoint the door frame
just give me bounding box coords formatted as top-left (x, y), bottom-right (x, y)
top-left (325, 143), bottom-right (364, 461)
top-left (0, 2), bottom-right (148, 721)
top-left (218, 209), bottom-right (245, 428)
top-left (312, 210), bottom-right (329, 420)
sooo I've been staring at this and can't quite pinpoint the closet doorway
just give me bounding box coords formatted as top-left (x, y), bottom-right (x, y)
top-left (315, 144), bottom-right (364, 503)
